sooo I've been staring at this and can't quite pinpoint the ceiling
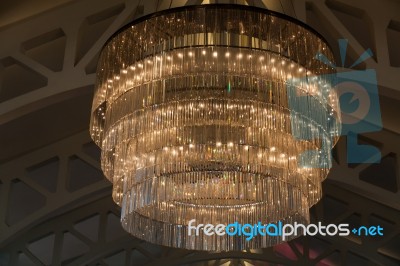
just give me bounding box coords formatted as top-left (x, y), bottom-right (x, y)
top-left (0, 0), bottom-right (79, 28)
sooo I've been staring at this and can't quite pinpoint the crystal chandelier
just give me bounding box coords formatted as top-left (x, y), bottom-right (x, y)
top-left (90, 5), bottom-right (341, 251)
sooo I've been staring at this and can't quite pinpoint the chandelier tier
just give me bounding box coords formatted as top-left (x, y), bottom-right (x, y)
top-left (90, 5), bottom-right (340, 251)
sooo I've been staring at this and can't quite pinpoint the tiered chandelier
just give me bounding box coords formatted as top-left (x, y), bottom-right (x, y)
top-left (90, 5), bottom-right (341, 251)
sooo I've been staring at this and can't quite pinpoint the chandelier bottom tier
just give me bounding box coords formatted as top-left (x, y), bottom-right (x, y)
top-left (90, 5), bottom-right (341, 251)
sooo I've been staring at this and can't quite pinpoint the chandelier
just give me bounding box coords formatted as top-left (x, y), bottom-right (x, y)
top-left (90, 4), bottom-right (341, 251)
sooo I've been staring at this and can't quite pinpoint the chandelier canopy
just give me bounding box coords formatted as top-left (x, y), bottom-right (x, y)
top-left (90, 4), bottom-right (340, 251)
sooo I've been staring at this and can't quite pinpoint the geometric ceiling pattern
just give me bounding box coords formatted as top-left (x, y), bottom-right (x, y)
top-left (1, 0), bottom-right (399, 265)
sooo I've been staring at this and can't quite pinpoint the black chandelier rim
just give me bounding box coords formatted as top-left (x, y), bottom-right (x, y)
top-left (102, 3), bottom-right (332, 51)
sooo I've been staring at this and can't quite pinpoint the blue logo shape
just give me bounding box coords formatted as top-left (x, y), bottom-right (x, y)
top-left (288, 39), bottom-right (382, 166)
top-left (340, 92), bottom-right (360, 114)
